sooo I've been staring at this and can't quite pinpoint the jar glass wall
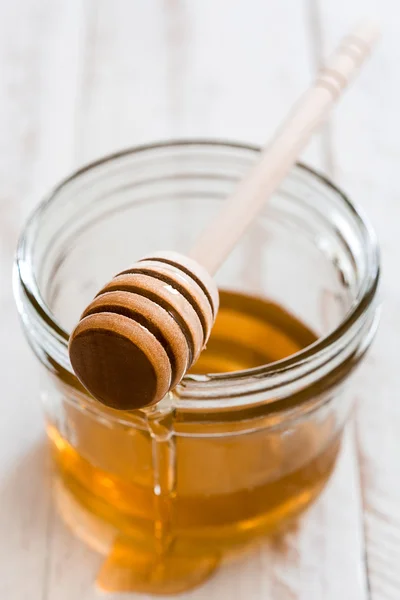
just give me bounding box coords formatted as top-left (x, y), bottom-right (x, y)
top-left (14, 141), bottom-right (380, 594)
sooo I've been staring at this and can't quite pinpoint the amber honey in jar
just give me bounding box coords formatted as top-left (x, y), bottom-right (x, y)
top-left (14, 142), bottom-right (380, 594)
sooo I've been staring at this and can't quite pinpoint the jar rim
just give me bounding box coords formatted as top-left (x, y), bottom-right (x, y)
top-left (14, 139), bottom-right (380, 412)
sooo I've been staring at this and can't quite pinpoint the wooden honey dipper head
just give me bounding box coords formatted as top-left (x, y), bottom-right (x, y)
top-left (69, 252), bottom-right (219, 410)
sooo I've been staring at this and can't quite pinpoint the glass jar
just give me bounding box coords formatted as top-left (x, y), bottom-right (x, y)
top-left (14, 141), bottom-right (380, 594)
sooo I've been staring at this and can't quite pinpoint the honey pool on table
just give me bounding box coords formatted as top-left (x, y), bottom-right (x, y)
top-left (47, 289), bottom-right (341, 592)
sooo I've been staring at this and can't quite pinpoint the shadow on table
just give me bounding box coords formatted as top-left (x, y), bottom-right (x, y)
top-left (0, 439), bottom-right (52, 548)
top-left (0, 440), bottom-right (54, 595)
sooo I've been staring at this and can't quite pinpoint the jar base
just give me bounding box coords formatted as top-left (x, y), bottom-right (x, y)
top-left (53, 452), bottom-right (338, 595)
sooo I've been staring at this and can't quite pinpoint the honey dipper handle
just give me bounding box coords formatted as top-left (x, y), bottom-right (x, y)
top-left (189, 21), bottom-right (380, 275)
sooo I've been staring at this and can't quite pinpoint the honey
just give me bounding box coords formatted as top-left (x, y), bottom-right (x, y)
top-left (47, 289), bottom-right (341, 593)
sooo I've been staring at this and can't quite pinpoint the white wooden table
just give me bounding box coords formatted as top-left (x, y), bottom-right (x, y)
top-left (1, 1), bottom-right (399, 598)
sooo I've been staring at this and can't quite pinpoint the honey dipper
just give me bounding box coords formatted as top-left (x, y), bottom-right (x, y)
top-left (69, 21), bottom-right (379, 411)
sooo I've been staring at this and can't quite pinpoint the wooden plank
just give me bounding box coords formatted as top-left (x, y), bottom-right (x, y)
top-left (0, 1), bottom-right (83, 599)
top-left (316, 1), bottom-right (400, 598)
top-left (74, 0), bottom-right (326, 169)
top-left (74, 0), bottom-right (171, 165)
